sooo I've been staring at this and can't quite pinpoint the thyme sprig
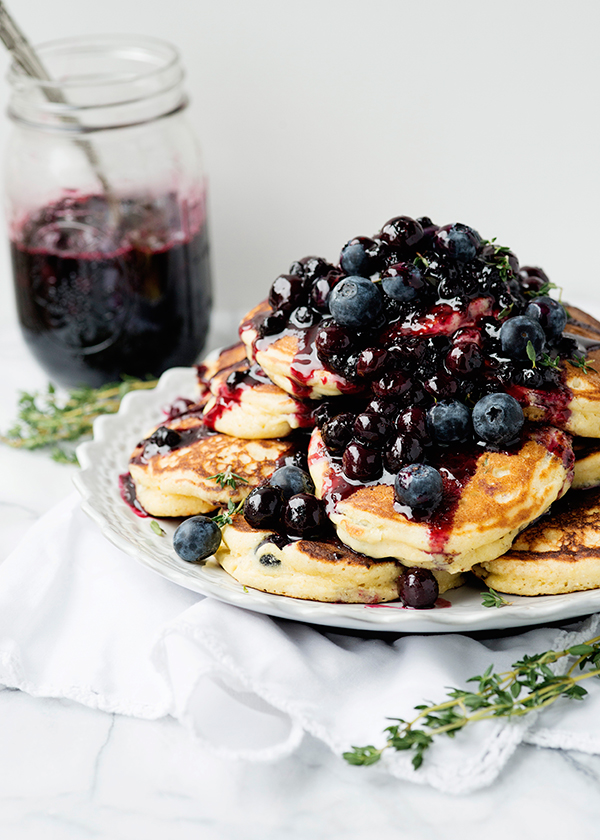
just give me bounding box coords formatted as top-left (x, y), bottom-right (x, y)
top-left (212, 499), bottom-right (245, 528)
top-left (481, 587), bottom-right (512, 608)
top-left (1, 377), bottom-right (158, 463)
top-left (208, 468), bottom-right (249, 490)
top-left (569, 356), bottom-right (596, 374)
top-left (343, 635), bottom-right (600, 770)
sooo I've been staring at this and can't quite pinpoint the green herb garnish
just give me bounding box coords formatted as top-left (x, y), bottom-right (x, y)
top-left (343, 635), bottom-right (600, 770)
top-left (526, 341), bottom-right (537, 367)
top-left (212, 499), bottom-right (245, 528)
top-left (481, 587), bottom-right (511, 608)
top-left (1, 377), bottom-right (158, 462)
top-left (540, 353), bottom-right (561, 370)
top-left (569, 356), bottom-right (596, 374)
top-left (150, 520), bottom-right (166, 537)
top-left (208, 468), bottom-right (249, 490)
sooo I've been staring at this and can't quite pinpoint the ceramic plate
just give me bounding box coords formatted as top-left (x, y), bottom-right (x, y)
top-left (73, 366), bottom-right (600, 633)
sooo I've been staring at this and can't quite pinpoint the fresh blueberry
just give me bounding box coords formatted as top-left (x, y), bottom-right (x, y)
top-left (427, 400), bottom-right (472, 444)
top-left (434, 223), bottom-right (481, 262)
top-left (340, 237), bottom-right (383, 277)
top-left (398, 567), bottom-right (439, 609)
top-left (284, 493), bottom-right (328, 538)
top-left (525, 297), bottom-right (567, 339)
top-left (269, 465), bottom-right (315, 499)
top-left (243, 485), bottom-right (285, 530)
top-left (394, 464), bottom-right (444, 515)
top-left (173, 516), bottom-right (222, 563)
top-left (472, 393), bottom-right (524, 445)
top-left (328, 276), bottom-right (383, 327)
top-left (500, 315), bottom-right (546, 361)
top-left (381, 262), bottom-right (426, 302)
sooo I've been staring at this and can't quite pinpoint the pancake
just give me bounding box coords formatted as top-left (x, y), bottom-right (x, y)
top-left (307, 426), bottom-right (574, 575)
top-left (215, 515), bottom-right (464, 603)
top-left (239, 302), bottom-right (362, 399)
top-left (573, 438), bottom-right (600, 490)
top-left (128, 414), bottom-right (298, 517)
top-left (472, 487), bottom-right (600, 595)
top-left (201, 342), bottom-right (315, 439)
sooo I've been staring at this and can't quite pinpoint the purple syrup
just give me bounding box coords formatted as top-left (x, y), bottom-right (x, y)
top-left (118, 472), bottom-right (148, 518)
top-left (11, 193), bottom-right (212, 387)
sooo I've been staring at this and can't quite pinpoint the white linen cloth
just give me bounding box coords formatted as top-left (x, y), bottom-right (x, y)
top-left (2, 493), bottom-right (600, 794)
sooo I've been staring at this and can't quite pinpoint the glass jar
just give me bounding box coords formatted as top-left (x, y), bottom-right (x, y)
top-left (5, 35), bottom-right (212, 387)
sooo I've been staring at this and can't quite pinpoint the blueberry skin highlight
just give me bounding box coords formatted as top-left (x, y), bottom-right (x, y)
top-left (173, 516), bottom-right (222, 563)
top-left (472, 393), bottom-right (524, 445)
top-left (427, 400), bottom-right (472, 444)
top-left (328, 276), bottom-right (383, 327)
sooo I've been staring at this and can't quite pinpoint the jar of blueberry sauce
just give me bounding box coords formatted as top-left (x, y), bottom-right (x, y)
top-left (5, 35), bottom-right (212, 387)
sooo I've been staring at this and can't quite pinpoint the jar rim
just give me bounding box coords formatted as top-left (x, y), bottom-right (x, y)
top-left (7, 34), bottom-right (181, 92)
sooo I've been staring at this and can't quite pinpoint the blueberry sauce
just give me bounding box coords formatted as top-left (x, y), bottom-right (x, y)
top-left (119, 472), bottom-right (148, 517)
top-left (12, 193), bottom-right (212, 388)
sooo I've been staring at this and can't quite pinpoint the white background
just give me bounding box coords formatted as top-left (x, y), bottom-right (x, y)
top-left (0, 0), bottom-right (599, 328)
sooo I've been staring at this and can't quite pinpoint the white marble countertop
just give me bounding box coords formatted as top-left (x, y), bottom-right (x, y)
top-left (2, 318), bottom-right (600, 840)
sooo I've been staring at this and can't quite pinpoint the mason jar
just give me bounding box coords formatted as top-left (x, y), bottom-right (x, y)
top-left (5, 35), bottom-right (212, 387)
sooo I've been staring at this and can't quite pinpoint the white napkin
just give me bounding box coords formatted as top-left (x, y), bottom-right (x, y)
top-left (2, 493), bottom-right (600, 794)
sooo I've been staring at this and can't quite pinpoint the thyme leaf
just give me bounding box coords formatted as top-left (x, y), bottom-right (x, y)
top-left (207, 468), bottom-right (249, 490)
top-left (212, 499), bottom-right (245, 528)
top-left (150, 520), bottom-right (166, 537)
top-left (481, 587), bottom-right (512, 608)
top-left (343, 634), bottom-right (600, 770)
top-left (526, 341), bottom-right (537, 367)
top-left (569, 356), bottom-right (596, 374)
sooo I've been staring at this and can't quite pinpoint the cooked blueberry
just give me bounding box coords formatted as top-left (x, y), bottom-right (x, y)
top-left (259, 533), bottom-right (290, 550)
top-left (173, 516), bottom-right (222, 563)
top-left (366, 397), bottom-right (400, 419)
top-left (259, 309), bottom-right (288, 338)
top-left (472, 393), bottom-right (524, 444)
top-left (380, 216), bottom-right (424, 250)
top-left (356, 347), bottom-right (389, 378)
top-left (525, 297), bottom-right (567, 339)
top-left (259, 553), bottom-right (281, 567)
top-left (269, 465), bottom-right (315, 499)
top-left (353, 412), bottom-right (392, 445)
top-left (399, 567), bottom-right (439, 609)
top-left (311, 270), bottom-right (343, 312)
top-left (396, 406), bottom-right (429, 440)
top-left (500, 315), bottom-right (546, 361)
top-left (381, 262), bottom-right (426, 302)
top-left (445, 343), bottom-right (484, 379)
top-left (269, 274), bottom-right (306, 312)
top-left (434, 223), bottom-right (481, 262)
top-left (373, 371), bottom-right (411, 399)
top-left (342, 442), bottom-right (383, 481)
top-left (340, 237), bottom-right (383, 276)
top-left (423, 372), bottom-right (460, 400)
top-left (243, 485), bottom-right (285, 530)
top-left (384, 434), bottom-right (424, 472)
top-left (289, 305), bottom-right (317, 329)
top-left (328, 276), bottom-right (383, 327)
top-left (284, 493), bottom-right (328, 538)
top-left (513, 366), bottom-right (544, 389)
top-left (299, 256), bottom-right (334, 282)
top-left (148, 426), bottom-right (181, 448)
top-left (322, 412), bottom-right (355, 454)
top-left (427, 400), bottom-right (472, 444)
top-left (519, 266), bottom-right (549, 293)
top-left (394, 464), bottom-right (443, 515)
top-left (164, 398), bottom-right (194, 420)
top-left (315, 321), bottom-right (353, 360)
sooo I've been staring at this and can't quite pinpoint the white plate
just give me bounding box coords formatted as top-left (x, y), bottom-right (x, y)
top-left (73, 366), bottom-right (600, 633)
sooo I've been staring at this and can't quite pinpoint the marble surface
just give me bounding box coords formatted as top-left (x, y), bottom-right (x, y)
top-left (2, 319), bottom-right (600, 840)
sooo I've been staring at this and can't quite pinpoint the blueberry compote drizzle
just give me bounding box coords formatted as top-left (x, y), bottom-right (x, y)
top-left (119, 472), bottom-right (148, 518)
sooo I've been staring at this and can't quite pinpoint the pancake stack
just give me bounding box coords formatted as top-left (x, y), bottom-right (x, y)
top-left (122, 215), bottom-right (600, 604)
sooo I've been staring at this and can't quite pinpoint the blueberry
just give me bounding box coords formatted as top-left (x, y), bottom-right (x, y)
top-left (340, 236), bottom-right (383, 276)
top-left (148, 426), bottom-right (181, 448)
top-left (394, 464), bottom-right (443, 515)
top-left (243, 485), bottom-right (285, 530)
top-left (258, 309), bottom-right (287, 338)
top-left (472, 393), bottom-right (524, 445)
top-left (268, 274), bottom-right (306, 312)
top-left (289, 305), bottom-right (317, 329)
top-left (173, 516), bottom-right (222, 563)
top-left (427, 400), bottom-right (472, 444)
top-left (284, 493), bottom-right (328, 538)
top-left (525, 297), bottom-right (567, 339)
top-left (269, 465), bottom-right (315, 499)
top-left (398, 567), bottom-right (439, 609)
top-left (342, 442), bottom-right (383, 481)
top-left (328, 276), bottom-right (383, 327)
top-left (434, 223), bottom-right (481, 262)
top-left (384, 434), bottom-right (425, 473)
top-left (353, 412), bottom-right (392, 445)
top-left (322, 412), bottom-right (355, 454)
top-left (381, 262), bottom-right (426, 303)
top-left (500, 315), bottom-right (546, 361)
top-left (380, 216), bottom-right (424, 250)
top-left (315, 320), bottom-right (353, 360)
